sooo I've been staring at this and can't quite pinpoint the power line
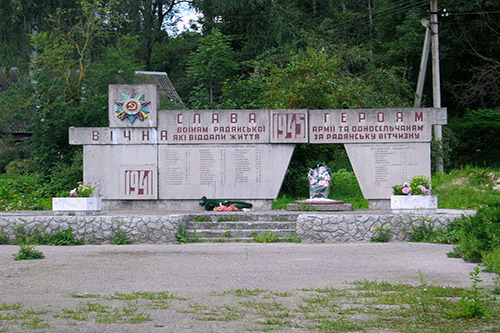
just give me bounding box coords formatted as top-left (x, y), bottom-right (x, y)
top-left (330, 0), bottom-right (428, 32)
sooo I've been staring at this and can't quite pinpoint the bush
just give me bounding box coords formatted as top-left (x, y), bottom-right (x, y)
top-left (13, 245), bottom-right (44, 260)
top-left (12, 225), bottom-right (83, 245)
top-left (445, 118), bottom-right (500, 168)
top-left (483, 247), bottom-right (500, 275)
top-left (0, 135), bottom-right (24, 173)
top-left (0, 174), bottom-right (51, 210)
top-left (449, 203), bottom-right (500, 262)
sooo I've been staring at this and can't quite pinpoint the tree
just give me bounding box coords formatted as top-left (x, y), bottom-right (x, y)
top-left (187, 29), bottom-right (238, 108)
top-left (150, 31), bottom-right (201, 102)
top-left (109, 0), bottom-right (194, 68)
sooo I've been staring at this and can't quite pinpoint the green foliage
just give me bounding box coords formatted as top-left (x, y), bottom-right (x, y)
top-left (445, 267), bottom-right (489, 319)
top-left (328, 169), bottom-right (368, 210)
top-left (13, 245), bottom-right (44, 261)
top-left (252, 232), bottom-right (281, 243)
top-left (41, 228), bottom-right (84, 246)
top-left (0, 174), bottom-right (51, 210)
top-left (0, 227), bottom-right (8, 244)
top-left (444, 117), bottom-right (500, 168)
top-left (110, 229), bottom-right (132, 245)
top-left (432, 167), bottom-right (500, 209)
top-left (371, 227), bottom-right (392, 243)
top-left (448, 203), bottom-right (500, 262)
top-left (272, 195), bottom-right (294, 210)
top-left (0, 135), bottom-right (25, 173)
top-left (223, 47), bottom-right (412, 110)
top-left (187, 29), bottom-right (238, 108)
top-left (11, 225), bottom-right (83, 246)
top-left (483, 247), bottom-right (500, 275)
top-left (150, 31), bottom-right (201, 103)
top-left (407, 222), bottom-right (458, 245)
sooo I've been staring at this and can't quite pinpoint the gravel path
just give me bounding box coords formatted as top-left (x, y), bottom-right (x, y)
top-left (0, 243), bottom-right (497, 332)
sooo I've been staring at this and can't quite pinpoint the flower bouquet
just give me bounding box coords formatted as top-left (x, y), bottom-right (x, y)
top-left (52, 182), bottom-right (101, 215)
top-left (69, 182), bottom-right (95, 197)
top-left (391, 175), bottom-right (437, 213)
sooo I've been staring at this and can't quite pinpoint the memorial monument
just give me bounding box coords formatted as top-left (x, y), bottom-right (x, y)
top-left (69, 84), bottom-right (446, 211)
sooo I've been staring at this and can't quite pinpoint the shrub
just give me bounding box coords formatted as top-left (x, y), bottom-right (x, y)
top-left (13, 245), bottom-right (44, 260)
top-left (449, 203), bottom-right (500, 262)
top-left (0, 174), bottom-right (51, 210)
top-left (483, 247), bottom-right (500, 275)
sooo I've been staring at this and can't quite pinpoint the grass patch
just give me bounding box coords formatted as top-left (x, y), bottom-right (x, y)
top-left (252, 232), bottom-right (281, 243)
top-left (432, 166), bottom-right (500, 209)
top-left (2, 278), bottom-right (500, 331)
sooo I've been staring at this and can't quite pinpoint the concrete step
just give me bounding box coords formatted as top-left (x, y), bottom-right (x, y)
top-left (187, 228), bottom-right (296, 238)
top-left (184, 212), bottom-right (301, 222)
top-left (183, 215), bottom-right (299, 243)
top-left (186, 221), bottom-right (296, 230)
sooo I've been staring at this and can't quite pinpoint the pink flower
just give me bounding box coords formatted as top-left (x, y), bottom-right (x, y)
top-left (324, 175), bottom-right (331, 180)
top-left (402, 187), bottom-right (410, 194)
top-left (309, 180), bottom-right (315, 184)
top-left (69, 188), bottom-right (77, 196)
top-left (422, 188), bottom-right (430, 195)
top-left (403, 182), bottom-right (410, 187)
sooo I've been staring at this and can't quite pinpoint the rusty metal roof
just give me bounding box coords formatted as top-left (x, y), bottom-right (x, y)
top-left (134, 71), bottom-right (185, 108)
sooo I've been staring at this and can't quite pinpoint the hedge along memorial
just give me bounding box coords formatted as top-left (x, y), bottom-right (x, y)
top-left (69, 84), bottom-right (447, 210)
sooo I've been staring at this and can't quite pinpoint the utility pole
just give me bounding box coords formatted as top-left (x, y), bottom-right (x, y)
top-left (414, 18), bottom-right (431, 108)
top-left (430, 0), bottom-right (444, 172)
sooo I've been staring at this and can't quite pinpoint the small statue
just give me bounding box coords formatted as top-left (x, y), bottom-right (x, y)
top-left (308, 164), bottom-right (331, 199)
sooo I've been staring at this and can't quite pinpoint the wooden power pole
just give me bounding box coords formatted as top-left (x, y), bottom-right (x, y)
top-left (430, 0), bottom-right (444, 172)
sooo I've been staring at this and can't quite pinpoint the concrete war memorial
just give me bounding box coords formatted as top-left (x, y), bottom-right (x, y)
top-left (1, 84), bottom-right (469, 243)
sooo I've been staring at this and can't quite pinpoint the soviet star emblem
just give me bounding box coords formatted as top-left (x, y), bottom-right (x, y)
top-left (114, 90), bottom-right (151, 123)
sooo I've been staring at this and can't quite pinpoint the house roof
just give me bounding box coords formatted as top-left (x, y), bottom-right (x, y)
top-left (134, 71), bottom-right (185, 108)
top-left (0, 68), bottom-right (30, 135)
top-left (0, 68), bottom-right (23, 93)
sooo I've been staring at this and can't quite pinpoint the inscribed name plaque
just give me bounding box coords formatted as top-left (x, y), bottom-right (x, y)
top-left (83, 145), bottom-right (158, 199)
top-left (345, 143), bottom-right (430, 199)
top-left (158, 144), bottom-right (295, 199)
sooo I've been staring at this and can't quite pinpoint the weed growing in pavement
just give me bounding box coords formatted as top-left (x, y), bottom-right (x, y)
top-left (216, 215), bottom-right (237, 222)
top-left (252, 232), bottom-right (281, 243)
top-left (371, 226), bottom-right (392, 243)
top-left (13, 244), bottom-right (44, 260)
top-left (2, 275), bottom-right (500, 331)
top-left (194, 216), bottom-right (211, 222)
top-left (298, 203), bottom-right (316, 211)
top-left (110, 228), bottom-right (131, 245)
top-left (445, 266), bottom-right (490, 319)
top-left (284, 232), bottom-right (301, 243)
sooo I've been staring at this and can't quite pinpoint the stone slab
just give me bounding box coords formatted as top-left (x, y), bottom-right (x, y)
top-left (345, 142), bottom-right (431, 199)
top-left (108, 84), bottom-right (158, 128)
top-left (69, 127), bottom-right (159, 145)
top-left (158, 109), bottom-right (270, 144)
top-left (309, 108), bottom-right (447, 144)
top-left (287, 203), bottom-right (353, 211)
top-left (270, 109), bottom-right (309, 143)
top-left (158, 144), bottom-right (295, 199)
top-left (83, 145), bottom-right (158, 200)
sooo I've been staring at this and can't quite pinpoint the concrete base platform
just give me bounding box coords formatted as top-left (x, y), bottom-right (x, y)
top-left (287, 199), bottom-right (352, 211)
top-left (0, 209), bottom-right (475, 244)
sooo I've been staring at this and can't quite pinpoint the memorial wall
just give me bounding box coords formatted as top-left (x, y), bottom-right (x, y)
top-left (69, 84), bottom-right (447, 206)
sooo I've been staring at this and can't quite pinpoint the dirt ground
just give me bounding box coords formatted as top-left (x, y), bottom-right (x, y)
top-left (0, 243), bottom-right (497, 332)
